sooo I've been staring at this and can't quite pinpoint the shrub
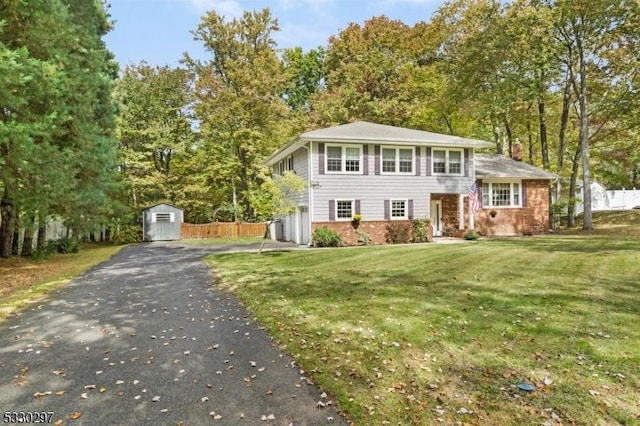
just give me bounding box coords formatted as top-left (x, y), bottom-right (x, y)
top-left (112, 224), bottom-right (142, 244)
top-left (312, 227), bottom-right (342, 247)
top-left (386, 222), bottom-right (412, 244)
top-left (51, 237), bottom-right (80, 254)
top-left (464, 231), bottom-right (480, 240)
top-left (30, 243), bottom-right (56, 260)
top-left (412, 218), bottom-right (431, 243)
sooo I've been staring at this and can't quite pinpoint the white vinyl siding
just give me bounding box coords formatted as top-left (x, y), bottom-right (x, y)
top-left (381, 146), bottom-right (414, 175)
top-left (433, 148), bottom-right (463, 175)
top-left (482, 181), bottom-right (521, 207)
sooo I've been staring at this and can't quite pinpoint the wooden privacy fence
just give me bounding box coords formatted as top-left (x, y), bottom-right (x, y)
top-left (180, 222), bottom-right (266, 239)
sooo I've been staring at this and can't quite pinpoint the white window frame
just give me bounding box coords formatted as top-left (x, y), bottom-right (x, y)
top-left (275, 155), bottom-right (294, 176)
top-left (481, 180), bottom-right (522, 208)
top-left (432, 148), bottom-right (464, 176)
top-left (325, 144), bottom-right (362, 174)
top-left (335, 199), bottom-right (354, 220)
top-left (380, 146), bottom-right (414, 175)
top-left (390, 199), bottom-right (408, 219)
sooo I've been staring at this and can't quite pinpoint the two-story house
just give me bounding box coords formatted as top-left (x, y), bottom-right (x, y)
top-left (266, 121), bottom-right (556, 245)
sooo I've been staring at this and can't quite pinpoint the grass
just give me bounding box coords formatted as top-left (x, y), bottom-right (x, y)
top-left (206, 236), bottom-right (640, 425)
top-left (0, 243), bottom-right (124, 320)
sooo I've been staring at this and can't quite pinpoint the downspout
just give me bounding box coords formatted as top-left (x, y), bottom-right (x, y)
top-left (302, 142), bottom-right (313, 247)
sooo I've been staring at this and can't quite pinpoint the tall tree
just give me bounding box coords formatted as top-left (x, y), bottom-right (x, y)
top-left (115, 63), bottom-right (195, 210)
top-left (0, 0), bottom-right (120, 256)
top-left (551, 0), bottom-right (640, 229)
top-left (186, 8), bottom-right (290, 221)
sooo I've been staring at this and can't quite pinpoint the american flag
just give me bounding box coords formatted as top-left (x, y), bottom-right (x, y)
top-left (468, 182), bottom-right (480, 214)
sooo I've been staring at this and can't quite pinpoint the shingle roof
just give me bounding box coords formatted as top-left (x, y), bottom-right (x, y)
top-left (475, 154), bottom-right (558, 180)
top-left (267, 121), bottom-right (493, 165)
top-left (300, 121), bottom-right (493, 148)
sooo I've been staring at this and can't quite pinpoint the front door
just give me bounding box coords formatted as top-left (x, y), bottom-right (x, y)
top-left (430, 200), bottom-right (443, 237)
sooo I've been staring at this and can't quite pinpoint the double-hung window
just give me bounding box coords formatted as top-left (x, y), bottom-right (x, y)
top-left (336, 200), bottom-right (354, 220)
top-left (381, 146), bottom-right (414, 174)
top-left (432, 149), bottom-right (463, 175)
top-left (390, 200), bottom-right (408, 219)
top-left (326, 145), bottom-right (362, 173)
top-left (482, 181), bottom-right (521, 207)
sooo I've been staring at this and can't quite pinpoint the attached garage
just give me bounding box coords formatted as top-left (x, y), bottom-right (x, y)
top-left (142, 203), bottom-right (184, 241)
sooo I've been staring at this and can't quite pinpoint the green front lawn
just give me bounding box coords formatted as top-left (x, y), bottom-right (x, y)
top-left (207, 236), bottom-right (640, 425)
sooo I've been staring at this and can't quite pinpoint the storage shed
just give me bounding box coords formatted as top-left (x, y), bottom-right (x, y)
top-left (142, 203), bottom-right (184, 241)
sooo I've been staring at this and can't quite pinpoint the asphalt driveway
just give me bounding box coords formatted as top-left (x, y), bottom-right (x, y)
top-left (0, 243), bottom-right (346, 425)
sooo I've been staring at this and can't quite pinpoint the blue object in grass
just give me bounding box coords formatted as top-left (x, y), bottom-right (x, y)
top-left (518, 383), bottom-right (535, 392)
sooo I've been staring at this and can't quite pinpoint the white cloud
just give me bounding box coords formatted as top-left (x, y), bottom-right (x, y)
top-left (190, 0), bottom-right (244, 18)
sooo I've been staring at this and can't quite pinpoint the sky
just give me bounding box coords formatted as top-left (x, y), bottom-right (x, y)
top-left (103, 0), bottom-right (444, 68)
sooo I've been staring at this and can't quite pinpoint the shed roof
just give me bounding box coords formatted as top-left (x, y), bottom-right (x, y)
top-left (267, 121), bottom-right (493, 165)
top-left (475, 154), bottom-right (558, 180)
top-left (142, 202), bottom-right (184, 212)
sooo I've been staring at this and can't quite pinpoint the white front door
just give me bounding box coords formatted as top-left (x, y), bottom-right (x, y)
top-left (431, 200), bottom-right (443, 237)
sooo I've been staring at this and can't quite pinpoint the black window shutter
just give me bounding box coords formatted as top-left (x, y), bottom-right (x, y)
top-left (318, 143), bottom-right (325, 175)
top-left (425, 147), bottom-right (432, 176)
top-left (384, 199), bottom-right (390, 220)
top-left (375, 145), bottom-right (381, 175)
top-left (362, 145), bottom-right (369, 175)
top-left (477, 180), bottom-right (483, 208)
top-left (415, 147), bottom-right (421, 176)
top-left (522, 181), bottom-right (527, 207)
top-left (408, 200), bottom-right (414, 219)
top-left (355, 200), bottom-right (361, 214)
top-left (464, 149), bottom-right (470, 176)
top-left (329, 200), bottom-right (335, 220)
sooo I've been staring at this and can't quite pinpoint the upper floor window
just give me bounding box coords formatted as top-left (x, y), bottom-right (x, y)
top-left (433, 149), bottom-right (463, 175)
top-left (326, 145), bottom-right (361, 174)
top-left (381, 146), bottom-right (414, 174)
top-left (276, 155), bottom-right (294, 176)
top-left (482, 181), bottom-right (521, 207)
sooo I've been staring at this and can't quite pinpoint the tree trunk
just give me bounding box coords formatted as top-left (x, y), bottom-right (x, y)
top-left (567, 146), bottom-right (581, 228)
top-left (0, 192), bottom-right (15, 258)
top-left (491, 118), bottom-right (503, 155)
top-left (576, 35), bottom-right (593, 230)
top-left (557, 77), bottom-right (572, 170)
top-left (503, 117), bottom-right (513, 158)
top-left (11, 211), bottom-right (21, 256)
top-left (538, 97), bottom-right (549, 170)
top-left (37, 214), bottom-right (47, 250)
top-left (21, 212), bottom-right (36, 257)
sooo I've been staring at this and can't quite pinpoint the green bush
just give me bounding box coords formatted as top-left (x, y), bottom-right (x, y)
top-left (112, 224), bottom-right (142, 244)
top-left (30, 243), bottom-right (57, 260)
top-left (412, 218), bottom-right (431, 243)
top-left (386, 222), bottom-right (412, 244)
top-left (312, 227), bottom-right (342, 247)
top-left (464, 231), bottom-right (480, 240)
top-left (51, 237), bottom-right (80, 253)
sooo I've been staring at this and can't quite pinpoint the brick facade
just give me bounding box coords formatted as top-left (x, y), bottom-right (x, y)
top-left (312, 220), bottom-right (433, 246)
top-left (472, 179), bottom-right (550, 236)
